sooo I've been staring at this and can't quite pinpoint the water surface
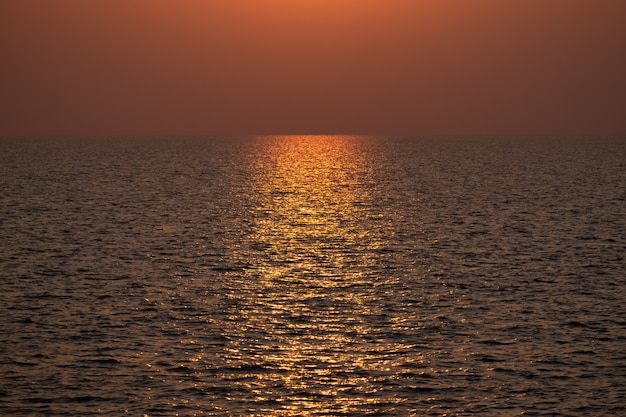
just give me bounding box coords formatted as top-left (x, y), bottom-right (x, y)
top-left (1, 136), bottom-right (625, 415)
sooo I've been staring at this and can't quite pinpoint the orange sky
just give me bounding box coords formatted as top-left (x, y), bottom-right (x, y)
top-left (1, 0), bottom-right (625, 136)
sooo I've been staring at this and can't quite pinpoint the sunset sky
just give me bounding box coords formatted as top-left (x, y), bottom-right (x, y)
top-left (1, 0), bottom-right (625, 136)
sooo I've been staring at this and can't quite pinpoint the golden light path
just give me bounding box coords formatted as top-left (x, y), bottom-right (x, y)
top-left (219, 135), bottom-right (418, 414)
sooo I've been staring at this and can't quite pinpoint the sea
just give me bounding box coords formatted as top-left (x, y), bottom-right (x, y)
top-left (1, 135), bottom-right (625, 416)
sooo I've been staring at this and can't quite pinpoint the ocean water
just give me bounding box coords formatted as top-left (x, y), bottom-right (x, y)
top-left (1, 135), bottom-right (625, 416)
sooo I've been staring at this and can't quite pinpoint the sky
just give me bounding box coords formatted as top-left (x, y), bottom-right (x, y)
top-left (1, 0), bottom-right (625, 137)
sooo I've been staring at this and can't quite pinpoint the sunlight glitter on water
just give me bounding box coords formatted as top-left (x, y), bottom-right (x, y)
top-left (220, 136), bottom-right (411, 414)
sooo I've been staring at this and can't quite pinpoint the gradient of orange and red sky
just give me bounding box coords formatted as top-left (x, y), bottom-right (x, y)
top-left (1, 0), bottom-right (625, 137)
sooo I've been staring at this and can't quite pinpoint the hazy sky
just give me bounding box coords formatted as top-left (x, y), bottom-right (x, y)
top-left (1, 0), bottom-right (625, 136)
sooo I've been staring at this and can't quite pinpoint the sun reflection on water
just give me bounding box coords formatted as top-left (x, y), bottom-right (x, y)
top-left (219, 135), bottom-right (415, 414)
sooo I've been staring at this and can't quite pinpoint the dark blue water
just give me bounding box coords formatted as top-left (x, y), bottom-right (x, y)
top-left (1, 136), bottom-right (625, 416)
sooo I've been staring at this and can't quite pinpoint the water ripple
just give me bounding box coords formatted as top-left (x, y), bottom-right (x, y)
top-left (1, 136), bottom-right (625, 415)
